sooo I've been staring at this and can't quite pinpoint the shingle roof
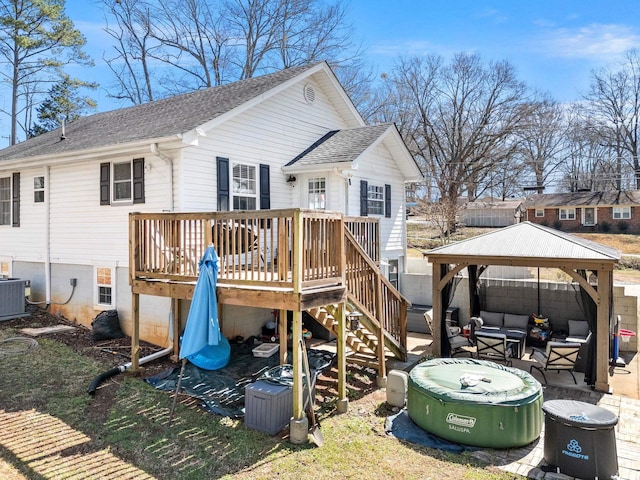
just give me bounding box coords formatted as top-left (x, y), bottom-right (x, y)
top-left (427, 221), bottom-right (620, 261)
top-left (524, 191), bottom-right (640, 208)
top-left (285, 124), bottom-right (393, 167)
top-left (462, 198), bottom-right (524, 210)
top-left (0, 63), bottom-right (320, 162)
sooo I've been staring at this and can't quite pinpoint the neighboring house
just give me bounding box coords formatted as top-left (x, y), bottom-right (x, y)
top-left (459, 197), bottom-right (524, 227)
top-left (524, 191), bottom-right (640, 233)
top-left (0, 61), bottom-right (421, 347)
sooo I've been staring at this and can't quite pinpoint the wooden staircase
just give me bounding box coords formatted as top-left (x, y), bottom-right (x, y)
top-left (305, 226), bottom-right (411, 377)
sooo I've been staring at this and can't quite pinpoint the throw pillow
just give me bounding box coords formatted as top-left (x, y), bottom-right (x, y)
top-left (480, 310), bottom-right (504, 327)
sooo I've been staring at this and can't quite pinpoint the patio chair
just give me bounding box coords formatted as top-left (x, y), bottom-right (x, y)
top-left (475, 331), bottom-right (512, 366)
top-left (529, 341), bottom-right (581, 384)
top-left (423, 311), bottom-right (472, 357)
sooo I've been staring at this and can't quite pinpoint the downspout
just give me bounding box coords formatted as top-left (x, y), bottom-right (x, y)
top-left (88, 299), bottom-right (176, 396)
top-left (44, 165), bottom-right (51, 305)
top-left (151, 143), bottom-right (174, 211)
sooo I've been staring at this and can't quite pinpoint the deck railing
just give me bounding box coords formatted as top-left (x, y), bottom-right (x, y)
top-left (344, 229), bottom-right (408, 355)
top-left (130, 209), bottom-right (346, 291)
top-left (345, 216), bottom-right (380, 264)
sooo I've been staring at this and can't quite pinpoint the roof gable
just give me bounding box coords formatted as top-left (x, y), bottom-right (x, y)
top-left (427, 221), bottom-right (620, 262)
top-left (283, 123), bottom-right (421, 180)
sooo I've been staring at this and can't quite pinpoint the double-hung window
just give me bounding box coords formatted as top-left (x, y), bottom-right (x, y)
top-left (100, 158), bottom-right (145, 205)
top-left (232, 163), bottom-right (257, 210)
top-left (367, 184), bottom-right (385, 215)
top-left (34, 176), bottom-right (45, 203)
top-left (95, 266), bottom-right (115, 308)
top-left (559, 208), bottom-right (576, 220)
top-left (535, 209), bottom-right (544, 218)
top-left (308, 177), bottom-right (326, 210)
top-left (613, 207), bottom-right (631, 219)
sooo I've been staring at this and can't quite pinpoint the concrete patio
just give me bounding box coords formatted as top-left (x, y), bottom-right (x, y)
top-left (392, 332), bottom-right (640, 480)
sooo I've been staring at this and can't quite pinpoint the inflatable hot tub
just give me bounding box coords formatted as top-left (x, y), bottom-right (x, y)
top-left (407, 358), bottom-right (543, 448)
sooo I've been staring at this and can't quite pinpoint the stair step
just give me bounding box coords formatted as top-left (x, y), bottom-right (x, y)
top-left (346, 351), bottom-right (379, 367)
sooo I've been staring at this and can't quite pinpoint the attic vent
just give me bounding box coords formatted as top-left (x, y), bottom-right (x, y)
top-left (303, 84), bottom-right (315, 104)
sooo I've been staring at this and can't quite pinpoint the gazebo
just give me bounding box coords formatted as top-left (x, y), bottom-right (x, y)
top-left (426, 221), bottom-right (621, 393)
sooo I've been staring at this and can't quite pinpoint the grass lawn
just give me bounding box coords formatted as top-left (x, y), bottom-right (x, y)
top-left (0, 313), bottom-right (521, 480)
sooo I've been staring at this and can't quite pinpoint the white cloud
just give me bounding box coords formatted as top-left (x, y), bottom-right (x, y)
top-left (539, 23), bottom-right (640, 59)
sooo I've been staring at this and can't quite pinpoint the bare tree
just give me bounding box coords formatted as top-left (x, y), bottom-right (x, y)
top-left (375, 53), bottom-right (528, 236)
top-left (0, 0), bottom-right (91, 144)
top-left (101, 0), bottom-right (362, 103)
top-left (584, 49), bottom-right (640, 189)
top-left (514, 97), bottom-right (569, 192)
top-left (103, 0), bottom-right (158, 103)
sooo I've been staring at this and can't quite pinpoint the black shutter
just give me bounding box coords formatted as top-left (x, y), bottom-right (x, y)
top-left (360, 180), bottom-right (368, 216)
top-left (217, 157), bottom-right (229, 211)
top-left (259, 164), bottom-right (270, 210)
top-left (11, 173), bottom-right (19, 227)
top-left (133, 158), bottom-right (145, 204)
top-left (100, 163), bottom-right (110, 205)
top-left (385, 184), bottom-right (391, 218)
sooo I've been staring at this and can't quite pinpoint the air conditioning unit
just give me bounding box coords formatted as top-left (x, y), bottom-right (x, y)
top-left (0, 278), bottom-right (28, 321)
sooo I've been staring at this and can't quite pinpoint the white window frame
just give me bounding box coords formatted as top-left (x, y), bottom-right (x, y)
top-left (232, 162), bottom-right (257, 210)
top-left (582, 207), bottom-right (597, 226)
top-left (94, 266), bottom-right (116, 309)
top-left (559, 208), bottom-right (576, 220)
top-left (308, 177), bottom-right (326, 210)
top-left (613, 206), bottom-right (631, 220)
top-left (367, 184), bottom-right (384, 215)
top-left (112, 161), bottom-right (133, 203)
top-left (535, 209), bottom-right (544, 218)
top-left (0, 176), bottom-right (10, 226)
top-left (0, 258), bottom-right (10, 278)
top-left (34, 176), bottom-right (45, 203)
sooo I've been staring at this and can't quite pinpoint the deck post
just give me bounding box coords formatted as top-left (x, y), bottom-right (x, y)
top-left (170, 298), bottom-right (180, 362)
top-left (289, 309), bottom-right (308, 443)
top-left (131, 292), bottom-right (140, 371)
top-left (336, 302), bottom-right (349, 413)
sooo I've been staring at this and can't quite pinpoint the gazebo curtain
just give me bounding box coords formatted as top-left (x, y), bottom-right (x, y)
top-left (467, 265), bottom-right (486, 317)
top-left (576, 269), bottom-right (612, 386)
top-left (440, 263), bottom-right (461, 357)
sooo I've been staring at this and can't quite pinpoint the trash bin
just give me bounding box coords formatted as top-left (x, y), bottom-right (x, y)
top-left (542, 400), bottom-right (618, 480)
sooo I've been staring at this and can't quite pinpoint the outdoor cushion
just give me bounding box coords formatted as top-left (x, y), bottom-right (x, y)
top-left (480, 310), bottom-right (504, 327)
top-left (568, 320), bottom-right (590, 339)
top-left (504, 314), bottom-right (529, 330)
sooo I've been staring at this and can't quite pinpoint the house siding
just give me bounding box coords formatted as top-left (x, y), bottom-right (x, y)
top-left (181, 77), bottom-right (349, 212)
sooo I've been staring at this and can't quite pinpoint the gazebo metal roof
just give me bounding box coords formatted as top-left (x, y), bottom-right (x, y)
top-left (426, 221), bottom-right (620, 394)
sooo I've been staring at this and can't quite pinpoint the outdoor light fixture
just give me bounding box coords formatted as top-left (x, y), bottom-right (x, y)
top-left (286, 175), bottom-right (296, 187)
top-left (348, 311), bottom-right (362, 330)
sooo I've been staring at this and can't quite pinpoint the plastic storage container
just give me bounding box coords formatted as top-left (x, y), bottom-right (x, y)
top-left (387, 369), bottom-right (408, 407)
top-left (244, 380), bottom-right (292, 435)
top-left (542, 399), bottom-right (618, 480)
top-left (252, 343), bottom-right (279, 358)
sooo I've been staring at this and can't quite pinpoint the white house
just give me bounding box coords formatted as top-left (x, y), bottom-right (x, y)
top-left (0, 61), bottom-right (421, 347)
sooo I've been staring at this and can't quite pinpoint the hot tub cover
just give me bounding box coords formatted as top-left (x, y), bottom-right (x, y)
top-left (409, 357), bottom-right (542, 405)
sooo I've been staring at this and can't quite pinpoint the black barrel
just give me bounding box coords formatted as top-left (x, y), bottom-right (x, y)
top-left (542, 399), bottom-right (618, 480)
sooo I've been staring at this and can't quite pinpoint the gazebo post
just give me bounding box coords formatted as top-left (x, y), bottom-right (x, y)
top-left (431, 261), bottom-right (443, 357)
top-left (595, 269), bottom-right (612, 393)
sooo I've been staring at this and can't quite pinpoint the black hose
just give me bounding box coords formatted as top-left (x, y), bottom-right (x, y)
top-left (88, 366), bottom-right (124, 396)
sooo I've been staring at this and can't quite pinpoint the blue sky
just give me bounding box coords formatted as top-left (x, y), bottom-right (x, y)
top-left (8, 0), bottom-right (640, 135)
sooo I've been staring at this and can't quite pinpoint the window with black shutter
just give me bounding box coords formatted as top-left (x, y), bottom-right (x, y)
top-left (100, 163), bottom-right (110, 205)
top-left (132, 158), bottom-right (145, 204)
top-left (217, 157), bottom-right (230, 211)
top-left (385, 184), bottom-right (391, 218)
top-left (259, 164), bottom-right (270, 210)
top-left (11, 173), bottom-right (19, 227)
top-left (360, 180), bottom-right (368, 216)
